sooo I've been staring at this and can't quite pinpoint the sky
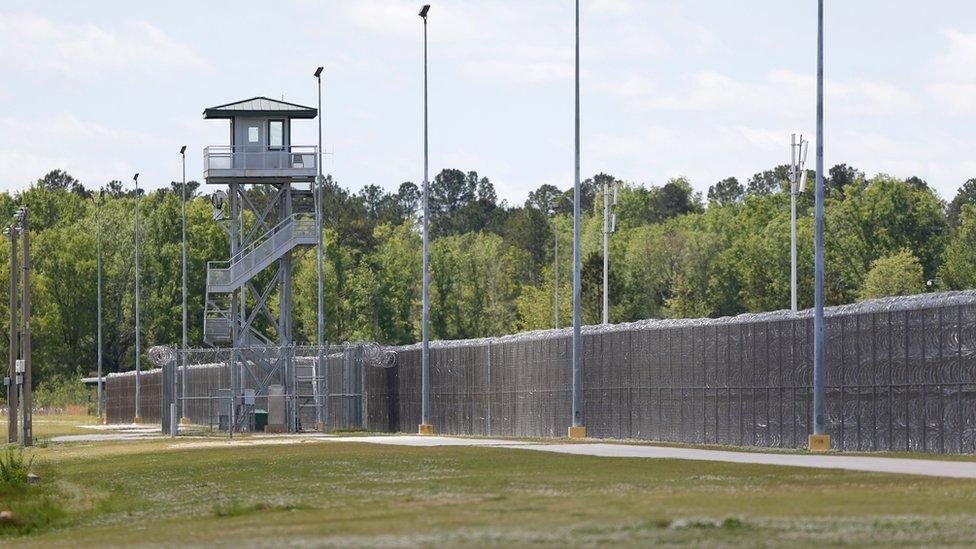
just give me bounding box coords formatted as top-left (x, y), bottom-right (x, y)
top-left (1, 0), bottom-right (975, 204)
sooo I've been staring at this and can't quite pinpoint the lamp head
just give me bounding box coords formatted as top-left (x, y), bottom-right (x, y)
top-left (419, 4), bottom-right (430, 18)
top-left (179, 145), bottom-right (186, 155)
top-left (314, 66), bottom-right (324, 78)
top-left (211, 190), bottom-right (227, 220)
top-left (133, 173), bottom-right (139, 183)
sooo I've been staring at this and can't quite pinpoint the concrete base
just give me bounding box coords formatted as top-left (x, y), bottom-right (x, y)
top-left (808, 434), bottom-right (832, 452)
top-left (315, 421), bottom-right (327, 432)
top-left (133, 416), bottom-right (144, 425)
top-left (265, 424), bottom-right (287, 434)
top-left (418, 423), bottom-right (435, 436)
top-left (568, 426), bottom-right (587, 439)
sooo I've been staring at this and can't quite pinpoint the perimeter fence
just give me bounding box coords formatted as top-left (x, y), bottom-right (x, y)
top-left (378, 292), bottom-right (976, 453)
top-left (105, 292), bottom-right (976, 453)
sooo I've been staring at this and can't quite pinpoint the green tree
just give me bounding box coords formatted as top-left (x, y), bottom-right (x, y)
top-left (707, 177), bottom-right (744, 206)
top-left (859, 249), bottom-right (925, 300)
top-left (940, 205), bottom-right (976, 290)
top-left (947, 178), bottom-right (976, 228)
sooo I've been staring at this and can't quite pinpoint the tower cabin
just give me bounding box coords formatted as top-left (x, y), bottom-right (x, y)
top-left (201, 97), bottom-right (319, 348)
top-left (203, 97), bottom-right (318, 183)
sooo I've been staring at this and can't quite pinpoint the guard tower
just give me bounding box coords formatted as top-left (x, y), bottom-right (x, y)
top-left (201, 97), bottom-right (319, 431)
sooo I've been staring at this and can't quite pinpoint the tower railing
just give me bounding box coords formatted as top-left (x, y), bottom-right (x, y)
top-left (203, 145), bottom-right (318, 178)
top-left (206, 213), bottom-right (317, 293)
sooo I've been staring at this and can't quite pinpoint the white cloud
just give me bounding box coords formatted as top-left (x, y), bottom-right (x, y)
top-left (927, 30), bottom-right (976, 114)
top-left (624, 69), bottom-right (917, 117)
top-left (0, 13), bottom-right (210, 79)
top-left (462, 60), bottom-right (573, 83)
top-left (0, 113), bottom-right (172, 190)
top-left (931, 29), bottom-right (976, 80)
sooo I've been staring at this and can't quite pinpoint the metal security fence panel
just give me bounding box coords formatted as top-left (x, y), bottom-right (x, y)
top-left (371, 292), bottom-right (976, 454)
top-left (105, 344), bottom-right (380, 433)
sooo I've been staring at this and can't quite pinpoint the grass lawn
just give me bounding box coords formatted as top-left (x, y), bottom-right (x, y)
top-left (0, 414), bottom-right (98, 441)
top-left (0, 430), bottom-right (975, 547)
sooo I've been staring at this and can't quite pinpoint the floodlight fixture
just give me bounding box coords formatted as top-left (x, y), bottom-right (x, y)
top-left (179, 145), bottom-right (186, 155)
top-left (419, 4), bottom-right (430, 18)
top-left (314, 66), bottom-right (324, 78)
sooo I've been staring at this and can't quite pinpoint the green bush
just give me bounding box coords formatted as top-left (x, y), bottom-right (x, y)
top-left (0, 447), bottom-right (34, 492)
top-left (32, 376), bottom-right (92, 411)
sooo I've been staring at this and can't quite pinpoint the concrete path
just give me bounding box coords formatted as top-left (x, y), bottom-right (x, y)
top-left (324, 435), bottom-right (976, 480)
top-left (51, 424), bottom-right (163, 443)
top-left (49, 427), bottom-right (976, 479)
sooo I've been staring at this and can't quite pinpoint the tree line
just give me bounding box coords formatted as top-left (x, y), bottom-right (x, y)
top-left (1, 165), bottom-right (975, 391)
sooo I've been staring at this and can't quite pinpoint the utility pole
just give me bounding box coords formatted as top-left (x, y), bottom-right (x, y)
top-left (810, 0), bottom-right (829, 451)
top-left (569, 0), bottom-right (585, 439)
top-left (418, 3), bottom-right (433, 436)
top-left (17, 207), bottom-right (32, 446)
top-left (314, 65), bottom-right (327, 431)
top-left (133, 173), bottom-right (142, 424)
top-left (790, 134), bottom-right (808, 313)
top-left (602, 179), bottom-right (617, 324)
top-left (6, 224), bottom-right (18, 443)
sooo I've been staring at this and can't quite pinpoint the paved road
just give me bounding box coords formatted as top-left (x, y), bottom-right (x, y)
top-left (325, 435), bottom-right (976, 479)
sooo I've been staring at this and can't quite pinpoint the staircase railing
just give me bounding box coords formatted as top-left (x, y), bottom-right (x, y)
top-left (207, 213), bottom-right (316, 292)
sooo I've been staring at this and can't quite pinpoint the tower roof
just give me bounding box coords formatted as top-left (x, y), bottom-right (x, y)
top-left (203, 96), bottom-right (317, 119)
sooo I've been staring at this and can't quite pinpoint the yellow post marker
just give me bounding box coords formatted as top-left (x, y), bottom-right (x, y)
top-left (180, 417), bottom-right (191, 426)
top-left (568, 426), bottom-right (587, 439)
top-left (133, 416), bottom-right (144, 425)
top-left (419, 423), bottom-right (434, 436)
top-left (315, 421), bottom-right (327, 432)
top-left (808, 434), bottom-right (831, 452)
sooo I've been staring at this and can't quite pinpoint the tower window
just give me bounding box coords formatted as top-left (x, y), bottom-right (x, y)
top-left (269, 120), bottom-right (283, 149)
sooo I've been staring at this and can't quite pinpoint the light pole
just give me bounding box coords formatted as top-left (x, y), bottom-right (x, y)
top-left (314, 65), bottom-right (327, 431)
top-left (810, 0), bottom-right (829, 451)
top-left (601, 179), bottom-right (617, 324)
top-left (179, 146), bottom-right (188, 424)
top-left (569, 0), bottom-right (585, 438)
top-left (133, 172), bottom-right (142, 424)
top-left (553, 213), bottom-right (559, 329)
top-left (789, 134), bottom-right (808, 313)
top-left (418, 3), bottom-right (433, 436)
top-left (95, 189), bottom-right (104, 421)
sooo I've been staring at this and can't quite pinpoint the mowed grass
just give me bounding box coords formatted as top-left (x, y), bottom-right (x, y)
top-left (0, 414), bottom-right (98, 441)
top-left (1, 434), bottom-right (976, 547)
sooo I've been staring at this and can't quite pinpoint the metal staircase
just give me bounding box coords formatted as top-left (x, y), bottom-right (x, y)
top-left (206, 214), bottom-right (316, 293)
top-left (203, 213), bottom-right (317, 344)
